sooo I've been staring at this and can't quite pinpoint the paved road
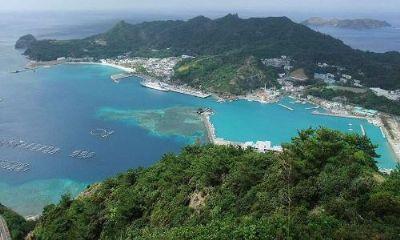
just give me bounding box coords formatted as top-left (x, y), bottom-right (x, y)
top-left (0, 215), bottom-right (11, 240)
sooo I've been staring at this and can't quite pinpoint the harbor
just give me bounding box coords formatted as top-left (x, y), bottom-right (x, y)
top-left (200, 109), bottom-right (283, 153)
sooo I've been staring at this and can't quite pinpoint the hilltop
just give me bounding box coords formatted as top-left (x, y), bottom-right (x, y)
top-left (302, 17), bottom-right (391, 30)
top-left (16, 128), bottom-right (400, 239)
top-left (18, 14), bottom-right (400, 92)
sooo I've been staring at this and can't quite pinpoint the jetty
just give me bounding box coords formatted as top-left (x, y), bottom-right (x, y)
top-left (10, 67), bottom-right (37, 74)
top-left (360, 124), bottom-right (366, 136)
top-left (278, 104), bottom-right (294, 111)
top-left (110, 73), bottom-right (134, 83)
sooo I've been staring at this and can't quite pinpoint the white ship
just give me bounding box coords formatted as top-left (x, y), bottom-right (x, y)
top-left (140, 81), bottom-right (169, 92)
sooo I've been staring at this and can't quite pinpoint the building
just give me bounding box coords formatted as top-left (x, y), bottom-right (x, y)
top-left (314, 73), bottom-right (336, 84)
top-left (242, 141), bottom-right (282, 153)
top-left (370, 88), bottom-right (400, 101)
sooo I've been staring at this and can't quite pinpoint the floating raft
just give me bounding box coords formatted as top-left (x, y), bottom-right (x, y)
top-left (90, 128), bottom-right (114, 139)
top-left (0, 138), bottom-right (61, 155)
top-left (0, 160), bottom-right (30, 172)
top-left (69, 150), bottom-right (96, 159)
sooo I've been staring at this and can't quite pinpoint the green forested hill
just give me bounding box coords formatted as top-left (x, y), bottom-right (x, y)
top-left (0, 204), bottom-right (35, 240)
top-left (29, 129), bottom-right (400, 239)
top-left (21, 14), bottom-right (400, 90)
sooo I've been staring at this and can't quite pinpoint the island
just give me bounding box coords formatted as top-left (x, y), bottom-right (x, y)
top-left (14, 34), bottom-right (37, 49)
top-left (16, 15), bottom-right (400, 112)
top-left (14, 14), bottom-right (400, 164)
top-left (302, 17), bottom-right (391, 30)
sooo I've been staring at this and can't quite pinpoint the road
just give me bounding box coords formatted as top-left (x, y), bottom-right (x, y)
top-left (0, 215), bottom-right (11, 240)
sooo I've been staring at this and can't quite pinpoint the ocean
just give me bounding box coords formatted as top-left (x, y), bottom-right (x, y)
top-left (0, 11), bottom-right (399, 216)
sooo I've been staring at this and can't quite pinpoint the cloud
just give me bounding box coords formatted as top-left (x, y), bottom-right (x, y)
top-left (1, 0), bottom-right (398, 13)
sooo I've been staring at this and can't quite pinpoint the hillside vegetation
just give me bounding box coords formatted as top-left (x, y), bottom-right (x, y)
top-left (0, 204), bottom-right (35, 240)
top-left (21, 14), bottom-right (400, 91)
top-left (28, 129), bottom-right (400, 239)
top-left (173, 55), bottom-right (278, 94)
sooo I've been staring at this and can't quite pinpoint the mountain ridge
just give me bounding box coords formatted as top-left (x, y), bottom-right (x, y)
top-left (18, 14), bottom-right (400, 91)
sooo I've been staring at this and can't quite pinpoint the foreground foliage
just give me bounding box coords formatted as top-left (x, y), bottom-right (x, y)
top-left (0, 204), bottom-right (35, 240)
top-left (31, 128), bottom-right (400, 239)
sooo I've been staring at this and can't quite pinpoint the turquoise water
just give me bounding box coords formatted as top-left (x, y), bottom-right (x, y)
top-left (209, 98), bottom-right (397, 170)
top-left (0, 63), bottom-right (397, 216)
top-left (0, 11), bottom-right (398, 217)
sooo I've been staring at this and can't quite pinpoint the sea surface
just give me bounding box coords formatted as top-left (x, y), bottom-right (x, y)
top-left (0, 11), bottom-right (399, 216)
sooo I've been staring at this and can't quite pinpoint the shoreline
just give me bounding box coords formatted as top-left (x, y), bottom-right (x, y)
top-left (306, 96), bottom-right (400, 163)
top-left (24, 60), bottom-right (400, 164)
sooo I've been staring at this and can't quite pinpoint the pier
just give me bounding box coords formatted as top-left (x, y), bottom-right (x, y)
top-left (110, 73), bottom-right (134, 83)
top-left (305, 106), bottom-right (320, 110)
top-left (278, 104), bottom-right (294, 111)
top-left (0, 160), bottom-right (30, 172)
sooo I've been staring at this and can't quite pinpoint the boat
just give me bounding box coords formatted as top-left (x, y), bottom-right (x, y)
top-left (140, 81), bottom-right (169, 92)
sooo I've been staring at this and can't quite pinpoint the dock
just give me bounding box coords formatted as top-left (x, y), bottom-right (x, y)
top-left (110, 73), bottom-right (134, 83)
top-left (305, 106), bottom-right (320, 110)
top-left (360, 124), bottom-right (366, 136)
top-left (278, 104), bottom-right (294, 111)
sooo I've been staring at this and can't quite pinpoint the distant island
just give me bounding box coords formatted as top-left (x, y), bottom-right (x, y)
top-left (302, 17), bottom-right (391, 30)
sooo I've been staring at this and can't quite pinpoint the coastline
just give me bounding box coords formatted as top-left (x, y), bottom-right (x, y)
top-left (306, 96), bottom-right (400, 164)
top-left (24, 60), bottom-right (400, 164)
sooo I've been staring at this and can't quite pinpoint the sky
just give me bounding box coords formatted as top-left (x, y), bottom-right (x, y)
top-left (1, 0), bottom-right (399, 15)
